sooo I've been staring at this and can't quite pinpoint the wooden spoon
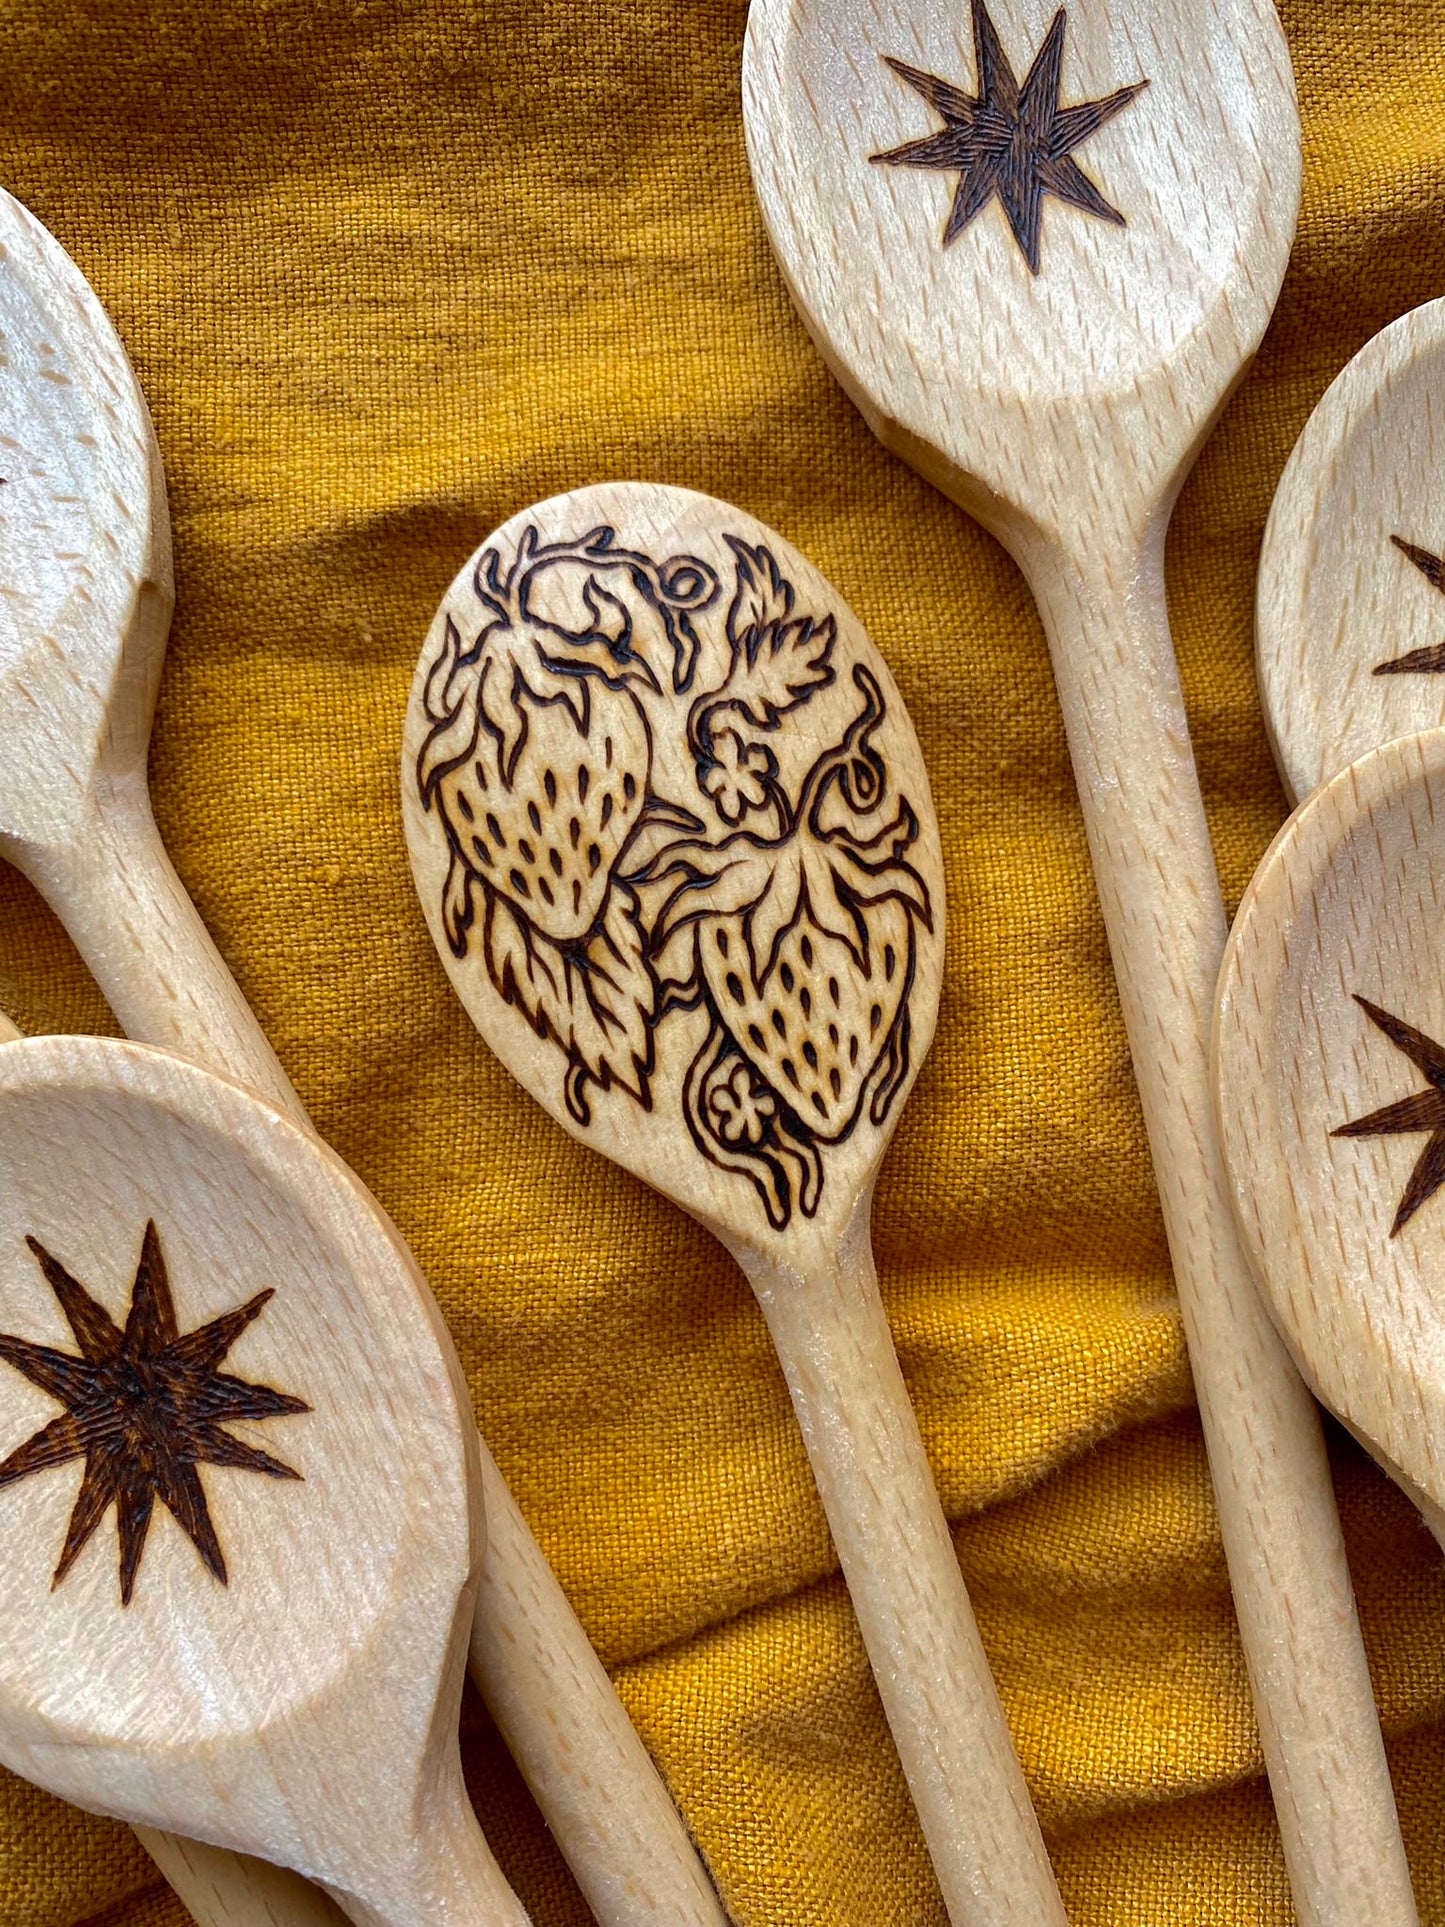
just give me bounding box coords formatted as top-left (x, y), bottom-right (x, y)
top-left (1257, 297), bottom-right (1445, 803)
top-left (741, 10), bottom-right (1417, 1924)
top-left (401, 479), bottom-right (1059, 1925)
top-left (1215, 727), bottom-right (1445, 1559)
top-left (0, 187), bottom-right (726, 1927)
top-left (0, 1030), bottom-right (528, 1927)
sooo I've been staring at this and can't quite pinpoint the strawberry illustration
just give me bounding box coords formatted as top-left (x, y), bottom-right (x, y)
top-left (429, 629), bottom-right (652, 946)
top-left (642, 666), bottom-right (934, 1227)
top-left (411, 516), bottom-right (932, 1227)
top-left (414, 524), bottom-right (716, 1121)
top-left (417, 526), bottom-right (715, 952)
top-left (697, 880), bottom-right (918, 1141)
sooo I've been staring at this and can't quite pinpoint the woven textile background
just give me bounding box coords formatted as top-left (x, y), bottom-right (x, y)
top-left (0, 1), bottom-right (1441, 1922)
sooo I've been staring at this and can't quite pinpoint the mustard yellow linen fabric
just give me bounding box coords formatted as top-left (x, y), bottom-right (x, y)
top-left (0, 1), bottom-right (1441, 1921)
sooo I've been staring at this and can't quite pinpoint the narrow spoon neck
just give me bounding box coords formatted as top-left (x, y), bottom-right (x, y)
top-left (322, 1763), bottom-right (531, 1927)
top-left (1009, 509), bottom-right (1169, 629)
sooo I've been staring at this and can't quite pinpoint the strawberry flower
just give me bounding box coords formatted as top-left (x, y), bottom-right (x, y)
top-left (698, 729), bottom-right (776, 825)
top-left (706, 1060), bottom-right (778, 1146)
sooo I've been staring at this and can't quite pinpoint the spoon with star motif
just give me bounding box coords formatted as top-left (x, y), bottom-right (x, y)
top-left (741, 8), bottom-right (1420, 1923)
top-left (1215, 727), bottom-right (1445, 1559)
top-left (401, 479), bottom-right (1064, 1927)
top-left (0, 184), bottom-right (726, 1927)
top-left (0, 1029), bottom-right (530, 1927)
top-left (1257, 297), bottom-right (1445, 803)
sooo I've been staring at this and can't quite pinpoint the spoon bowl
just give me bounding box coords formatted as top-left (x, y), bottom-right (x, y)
top-left (744, 0), bottom-right (1298, 559)
top-left (1258, 297), bottom-right (1445, 802)
top-left (1215, 727), bottom-right (1445, 1547)
top-left (0, 185), bottom-right (170, 853)
top-left (0, 1032), bottom-right (524, 1927)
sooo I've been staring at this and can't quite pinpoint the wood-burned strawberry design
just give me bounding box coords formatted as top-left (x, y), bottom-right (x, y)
top-left (415, 525), bottom-right (717, 1123)
top-left (413, 522), bottom-right (933, 1230)
top-left (644, 666), bottom-right (933, 1228)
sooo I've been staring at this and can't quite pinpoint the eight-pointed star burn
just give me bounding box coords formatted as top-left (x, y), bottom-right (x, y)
top-left (0, 1222), bottom-right (309, 1603)
top-left (871, 0), bottom-right (1148, 273)
top-left (1333, 997), bottom-right (1445, 1236)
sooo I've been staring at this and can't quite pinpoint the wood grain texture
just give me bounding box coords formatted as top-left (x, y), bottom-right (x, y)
top-left (402, 480), bottom-right (1063, 1927)
top-left (0, 186), bottom-right (726, 1927)
top-left (133, 1836), bottom-right (349, 1927)
top-left (1258, 297), bottom-right (1445, 802)
top-left (1215, 728), bottom-right (1445, 1551)
top-left (743, 5), bottom-right (1420, 1924)
top-left (0, 1033), bottom-right (527, 1927)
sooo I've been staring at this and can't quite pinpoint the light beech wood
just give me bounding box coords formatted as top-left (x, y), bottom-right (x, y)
top-left (0, 1033), bottom-right (528, 1927)
top-left (132, 1838), bottom-right (348, 1927)
top-left (742, 5), bottom-right (1418, 1924)
top-left (0, 187), bottom-right (726, 1927)
top-left (401, 481), bottom-right (1056, 1927)
top-left (1215, 730), bottom-right (1445, 1550)
top-left (1258, 298), bottom-right (1445, 803)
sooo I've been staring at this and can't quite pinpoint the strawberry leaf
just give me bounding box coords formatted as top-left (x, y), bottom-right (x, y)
top-left (724, 537), bottom-right (796, 652)
top-left (708, 539), bottom-right (837, 730)
top-left (417, 616), bottom-right (482, 804)
top-left (482, 885), bottom-right (656, 1121)
top-left (689, 542), bottom-right (838, 820)
top-left (639, 836), bottom-right (780, 953)
top-left (475, 653), bottom-right (536, 784)
top-left (821, 835), bottom-right (934, 933)
top-left (716, 614), bottom-right (837, 733)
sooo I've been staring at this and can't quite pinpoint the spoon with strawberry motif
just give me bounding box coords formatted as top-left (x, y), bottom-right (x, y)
top-left (1257, 297), bottom-right (1445, 803)
top-left (402, 480), bottom-right (1064, 1926)
top-left (0, 1029), bottom-right (529, 1927)
top-left (0, 183), bottom-right (726, 1927)
top-left (741, 7), bottom-right (1419, 1924)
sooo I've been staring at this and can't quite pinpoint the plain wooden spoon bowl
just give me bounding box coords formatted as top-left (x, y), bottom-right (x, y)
top-left (402, 479), bottom-right (1060, 1924)
top-left (1215, 726), bottom-right (1445, 1547)
top-left (741, 11), bottom-right (1420, 1926)
top-left (0, 1031), bottom-right (527, 1927)
top-left (1258, 297), bottom-right (1445, 803)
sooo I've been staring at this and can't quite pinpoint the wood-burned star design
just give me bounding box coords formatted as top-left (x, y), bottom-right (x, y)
top-left (1374, 535), bottom-right (1445, 674)
top-left (1333, 996), bottom-right (1445, 1235)
top-left (0, 1222), bottom-right (309, 1604)
top-left (870, 0), bottom-right (1148, 273)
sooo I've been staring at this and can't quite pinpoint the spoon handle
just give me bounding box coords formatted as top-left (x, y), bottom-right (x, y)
top-left (739, 1227), bottom-right (1067, 1927)
top-left (18, 781), bottom-right (729, 1927)
top-left (322, 1764), bottom-right (533, 1927)
top-left (24, 775), bottom-right (298, 1107)
top-left (135, 1833), bottom-right (349, 1926)
top-left (1020, 537), bottom-right (1419, 1927)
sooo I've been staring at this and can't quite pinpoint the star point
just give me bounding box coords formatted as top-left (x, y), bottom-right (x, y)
top-left (1333, 996), bottom-right (1445, 1236)
top-left (0, 1222), bottom-right (308, 1605)
top-left (871, 0), bottom-right (1148, 273)
top-left (1374, 535), bottom-right (1445, 674)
